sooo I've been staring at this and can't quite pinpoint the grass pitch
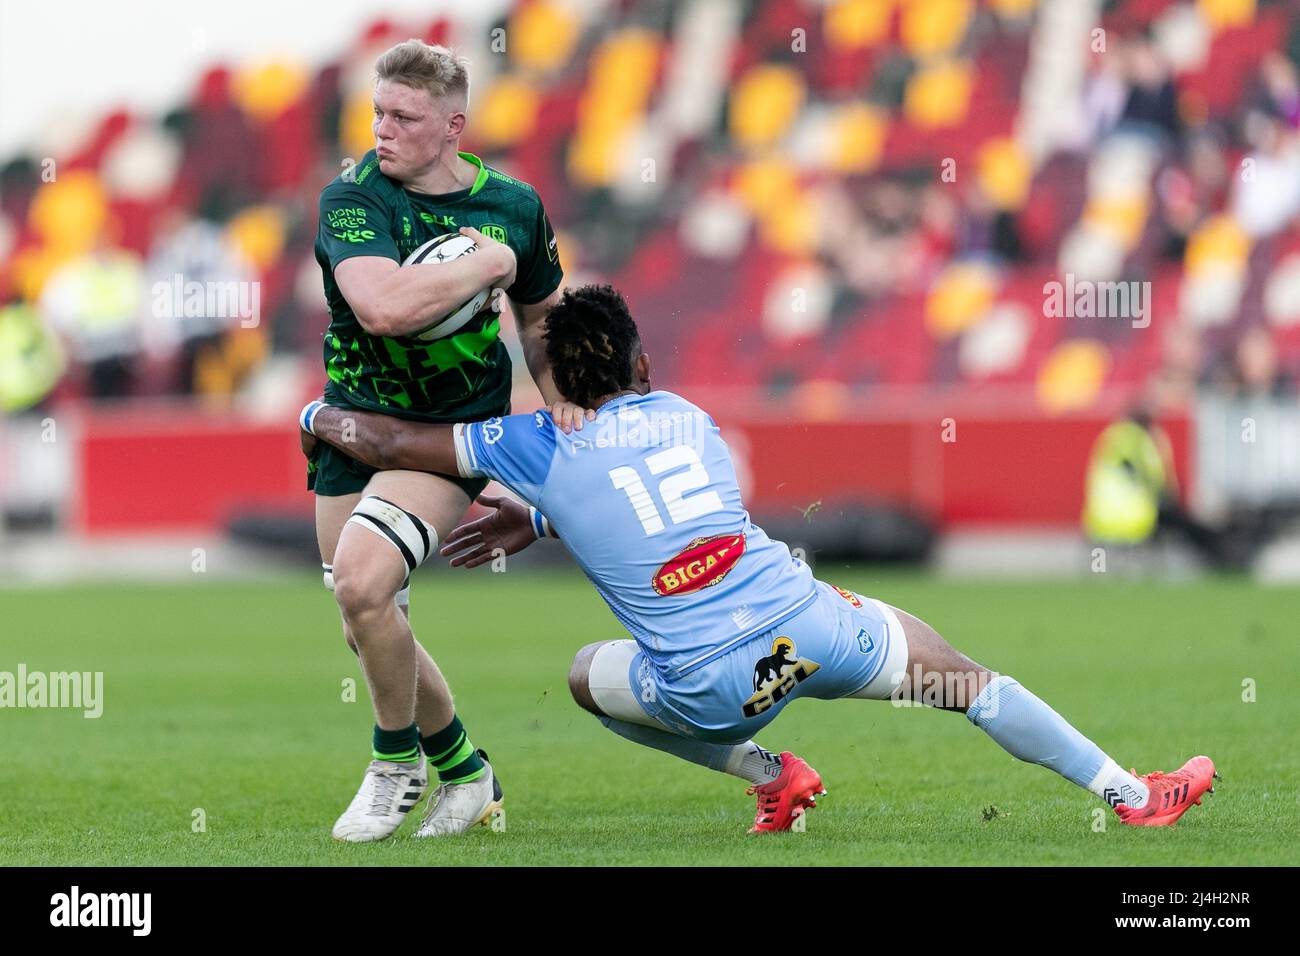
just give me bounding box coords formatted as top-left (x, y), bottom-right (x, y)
top-left (1, 569), bottom-right (1295, 866)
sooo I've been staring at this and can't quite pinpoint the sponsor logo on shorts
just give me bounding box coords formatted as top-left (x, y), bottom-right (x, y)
top-left (832, 585), bottom-right (862, 607)
top-left (742, 637), bottom-right (821, 718)
top-left (651, 532), bottom-right (746, 596)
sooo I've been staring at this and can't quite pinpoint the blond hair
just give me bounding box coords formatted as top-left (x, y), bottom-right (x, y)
top-left (374, 39), bottom-right (470, 106)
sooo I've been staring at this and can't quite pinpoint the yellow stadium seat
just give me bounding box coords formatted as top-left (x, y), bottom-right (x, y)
top-left (1185, 214), bottom-right (1251, 276)
top-left (1037, 340), bottom-right (1110, 414)
top-left (900, 0), bottom-right (973, 59)
top-left (903, 60), bottom-right (973, 129)
top-left (989, 0), bottom-right (1038, 18)
top-left (756, 190), bottom-right (818, 255)
top-left (512, 1), bottom-right (581, 72)
top-left (567, 127), bottom-right (628, 187)
top-left (825, 0), bottom-right (895, 51)
top-left (29, 170), bottom-right (108, 257)
top-left (11, 245), bottom-right (75, 303)
top-left (226, 206), bottom-right (285, 272)
top-left (1196, 0), bottom-right (1255, 32)
top-left (568, 30), bottom-right (661, 186)
top-left (976, 137), bottom-right (1032, 210)
top-left (341, 91), bottom-right (378, 162)
top-left (729, 65), bottom-right (806, 149)
top-left (477, 78), bottom-right (541, 148)
top-left (925, 261), bottom-right (999, 339)
top-left (732, 158), bottom-right (801, 217)
top-left (232, 61), bottom-right (310, 122)
top-left (828, 104), bottom-right (888, 174)
top-left (1082, 195), bottom-right (1149, 251)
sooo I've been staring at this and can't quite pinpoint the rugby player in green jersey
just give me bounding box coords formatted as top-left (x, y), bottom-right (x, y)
top-left (311, 39), bottom-right (580, 841)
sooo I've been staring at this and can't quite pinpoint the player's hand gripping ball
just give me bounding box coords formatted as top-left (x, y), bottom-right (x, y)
top-left (401, 233), bottom-right (492, 341)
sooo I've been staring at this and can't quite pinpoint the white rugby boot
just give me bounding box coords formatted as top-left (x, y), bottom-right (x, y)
top-left (331, 758), bottom-right (429, 843)
top-left (414, 749), bottom-right (504, 837)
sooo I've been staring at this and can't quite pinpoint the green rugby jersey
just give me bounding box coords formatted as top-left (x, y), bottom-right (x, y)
top-left (313, 149), bottom-right (563, 422)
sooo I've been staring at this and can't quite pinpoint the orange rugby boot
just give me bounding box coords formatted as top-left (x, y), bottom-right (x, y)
top-left (1116, 755), bottom-right (1218, 827)
top-left (747, 752), bottom-right (826, 834)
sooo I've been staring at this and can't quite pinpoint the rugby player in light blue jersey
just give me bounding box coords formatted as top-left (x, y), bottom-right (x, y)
top-left (298, 285), bottom-right (1216, 834)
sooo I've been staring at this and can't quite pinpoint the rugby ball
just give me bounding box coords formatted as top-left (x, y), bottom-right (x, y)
top-left (401, 234), bottom-right (493, 341)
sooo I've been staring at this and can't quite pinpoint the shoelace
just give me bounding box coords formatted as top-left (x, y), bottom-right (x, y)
top-left (420, 784), bottom-right (447, 822)
top-left (747, 785), bottom-right (782, 823)
top-left (367, 766), bottom-right (411, 815)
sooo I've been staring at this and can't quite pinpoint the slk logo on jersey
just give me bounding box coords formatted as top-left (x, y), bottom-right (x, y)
top-left (651, 533), bottom-right (746, 596)
top-left (832, 585), bottom-right (862, 608)
top-left (742, 637), bottom-right (821, 718)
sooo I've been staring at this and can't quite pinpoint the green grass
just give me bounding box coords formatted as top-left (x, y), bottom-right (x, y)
top-left (1, 569), bottom-right (1296, 865)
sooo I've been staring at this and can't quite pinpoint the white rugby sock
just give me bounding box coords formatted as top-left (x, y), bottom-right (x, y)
top-left (1086, 757), bottom-right (1150, 810)
top-left (725, 742), bottom-right (784, 785)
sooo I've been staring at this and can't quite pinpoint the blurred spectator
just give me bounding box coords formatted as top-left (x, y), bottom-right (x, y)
top-left (140, 206), bottom-right (254, 392)
top-left (0, 0), bottom-right (1297, 409)
top-left (0, 299), bottom-right (64, 412)
top-left (1119, 34), bottom-right (1181, 141)
top-left (1232, 108), bottom-right (1300, 239)
top-left (1082, 405), bottom-right (1226, 566)
top-left (1206, 324), bottom-right (1296, 398)
top-left (38, 236), bottom-right (145, 398)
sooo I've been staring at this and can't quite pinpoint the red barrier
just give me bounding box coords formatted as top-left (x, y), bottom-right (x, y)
top-left (70, 402), bottom-right (1190, 534)
top-left (718, 416), bottom-right (1189, 527)
top-left (74, 406), bottom-right (310, 534)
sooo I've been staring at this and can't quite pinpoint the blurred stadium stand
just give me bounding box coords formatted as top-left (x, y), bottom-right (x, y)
top-left (2, 0), bottom-right (1299, 574)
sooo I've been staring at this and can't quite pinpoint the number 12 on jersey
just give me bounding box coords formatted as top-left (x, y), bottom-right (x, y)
top-left (608, 446), bottom-right (723, 536)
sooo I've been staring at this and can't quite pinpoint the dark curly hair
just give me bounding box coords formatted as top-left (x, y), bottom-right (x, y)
top-left (544, 284), bottom-right (641, 408)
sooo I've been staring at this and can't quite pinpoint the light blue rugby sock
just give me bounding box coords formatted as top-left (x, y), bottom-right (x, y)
top-left (597, 717), bottom-right (779, 785)
top-left (966, 676), bottom-right (1104, 787)
top-left (966, 675), bottom-right (1149, 808)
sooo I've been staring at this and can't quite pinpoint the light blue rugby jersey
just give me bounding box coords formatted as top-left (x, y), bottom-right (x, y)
top-left (452, 390), bottom-right (817, 681)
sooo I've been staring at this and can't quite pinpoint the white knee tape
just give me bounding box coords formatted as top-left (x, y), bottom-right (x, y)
top-left (346, 496), bottom-right (438, 575)
top-left (396, 579), bottom-right (410, 607)
top-left (322, 562), bottom-right (335, 592)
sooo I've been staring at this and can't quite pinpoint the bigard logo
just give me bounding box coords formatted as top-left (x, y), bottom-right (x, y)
top-left (831, 585), bottom-right (862, 607)
top-left (651, 533), bottom-right (745, 596)
top-left (742, 637), bottom-right (820, 718)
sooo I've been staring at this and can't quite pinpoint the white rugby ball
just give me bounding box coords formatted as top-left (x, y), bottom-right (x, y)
top-left (401, 234), bottom-right (492, 341)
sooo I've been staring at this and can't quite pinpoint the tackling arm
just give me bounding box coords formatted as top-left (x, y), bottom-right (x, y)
top-left (439, 494), bottom-right (558, 569)
top-left (301, 402), bottom-right (460, 476)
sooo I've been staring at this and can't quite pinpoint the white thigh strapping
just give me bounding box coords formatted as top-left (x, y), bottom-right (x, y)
top-left (847, 599), bottom-right (911, 700)
top-left (587, 640), bottom-right (660, 728)
top-left (346, 496), bottom-right (437, 575)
